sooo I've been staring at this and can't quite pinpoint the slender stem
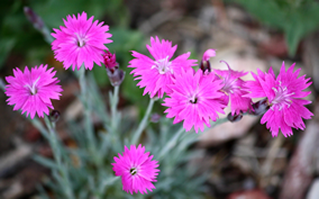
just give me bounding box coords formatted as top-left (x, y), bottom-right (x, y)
top-left (28, 116), bottom-right (49, 140)
top-left (110, 86), bottom-right (119, 131)
top-left (158, 116), bottom-right (231, 160)
top-left (44, 115), bottom-right (75, 199)
top-left (158, 125), bottom-right (185, 160)
top-left (78, 67), bottom-right (96, 154)
top-left (44, 116), bottom-right (61, 165)
top-left (108, 85), bottom-right (123, 153)
top-left (0, 78), bottom-right (51, 142)
top-left (209, 116), bottom-right (229, 129)
top-left (132, 98), bottom-right (155, 145)
top-left (0, 78), bottom-right (6, 92)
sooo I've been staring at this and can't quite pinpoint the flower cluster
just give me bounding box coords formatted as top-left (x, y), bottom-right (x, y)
top-left (5, 11), bottom-right (114, 118)
top-left (3, 9), bottom-right (314, 197)
top-left (129, 39), bottom-right (313, 137)
top-left (4, 12), bottom-right (160, 196)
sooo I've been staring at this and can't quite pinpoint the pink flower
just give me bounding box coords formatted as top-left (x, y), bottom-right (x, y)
top-left (214, 61), bottom-right (252, 115)
top-left (128, 36), bottom-right (197, 98)
top-left (112, 144), bottom-right (160, 195)
top-left (163, 69), bottom-right (226, 133)
top-left (245, 62), bottom-right (313, 137)
top-left (5, 65), bottom-right (63, 119)
top-left (51, 12), bottom-right (112, 70)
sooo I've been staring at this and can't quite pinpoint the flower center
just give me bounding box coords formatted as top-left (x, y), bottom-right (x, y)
top-left (130, 168), bottom-right (137, 176)
top-left (219, 61), bottom-right (240, 94)
top-left (189, 94), bottom-right (198, 104)
top-left (271, 82), bottom-right (294, 110)
top-left (222, 77), bottom-right (239, 94)
top-left (25, 77), bottom-right (40, 95)
top-left (151, 56), bottom-right (173, 75)
top-left (75, 33), bottom-right (86, 47)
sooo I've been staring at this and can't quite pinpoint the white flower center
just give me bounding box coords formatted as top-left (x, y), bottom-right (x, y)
top-left (25, 77), bottom-right (40, 95)
top-left (75, 33), bottom-right (86, 47)
top-left (130, 167), bottom-right (138, 176)
top-left (271, 81), bottom-right (294, 110)
top-left (219, 61), bottom-right (240, 94)
top-left (222, 77), bottom-right (239, 94)
top-left (151, 56), bottom-right (173, 75)
top-left (189, 93), bottom-right (199, 104)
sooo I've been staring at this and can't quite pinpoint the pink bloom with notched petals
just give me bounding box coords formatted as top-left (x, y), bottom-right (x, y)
top-left (128, 36), bottom-right (197, 98)
top-left (214, 61), bottom-right (252, 115)
top-left (51, 12), bottom-right (112, 70)
top-left (163, 69), bottom-right (226, 133)
top-left (245, 62), bottom-right (313, 137)
top-left (112, 145), bottom-right (160, 195)
top-left (5, 65), bottom-right (62, 119)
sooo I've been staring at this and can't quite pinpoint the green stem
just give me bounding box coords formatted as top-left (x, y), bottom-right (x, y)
top-left (78, 67), bottom-right (96, 154)
top-left (132, 98), bottom-right (155, 145)
top-left (108, 85), bottom-right (123, 153)
top-left (158, 116), bottom-right (231, 160)
top-left (208, 116), bottom-right (229, 129)
top-left (158, 125), bottom-right (185, 160)
top-left (44, 115), bottom-right (74, 199)
top-left (0, 78), bottom-right (5, 92)
top-left (28, 116), bottom-right (49, 140)
top-left (110, 86), bottom-right (119, 131)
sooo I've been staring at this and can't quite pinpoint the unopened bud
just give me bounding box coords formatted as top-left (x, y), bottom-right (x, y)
top-left (200, 49), bottom-right (216, 73)
top-left (227, 111), bottom-right (243, 122)
top-left (24, 7), bottom-right (44, 31)
top-left (103, 50), bottom-right (118, 71)
top-left (49, 110), bottom-right (60, 122)
top-left (24, 7), bottom-right (53, 43)
top-left (200, 60), bottom-right (211, 73)
top-left (106, 67), bottom-right (125, 87)
top-left (250, 98), bottom-right (270, 116)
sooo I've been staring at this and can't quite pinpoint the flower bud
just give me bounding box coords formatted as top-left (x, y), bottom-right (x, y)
top-left (24, 7), bottom-right (44, 31)
top-left (103, 50), bottom-right (118, 71)
top-left (250, 98), bottom-right (270, 116)
top-left (49, 110), bottom-right (60, 122)
top-left (106, 67), bottom-right (125, 87)
top-left (227, 111), bottom-right (243, 122)
top-left (200, 49), bottom-right (216, 73)
top-left (24, 7), bottom-right (53, 43)
top-left (200, 60), bottom-right (211, 73)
